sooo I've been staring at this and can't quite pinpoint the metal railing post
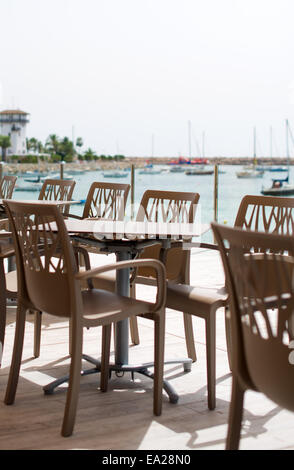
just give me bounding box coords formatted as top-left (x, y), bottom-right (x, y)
top-left (60, 160), bottom-right (65, 179)
top-left (214, 164), bottom-right (219, 222)
top-left (131, 164), bottom-right (135, 220)
top-left (0, 161), bottom-right (4, 181)
top-left (213, 164), bottom-right (219, 243)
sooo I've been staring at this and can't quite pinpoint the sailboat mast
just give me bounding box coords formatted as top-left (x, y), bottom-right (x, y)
top-left (270, 126), bottom-right (273, 158)
top-left (286, 119), bottom-right (290, 171)
top-left (188, 120), bottom-right (191, 159)
top-left (202, 131), bottom-right (205, 159)
top-left (253, 126), bottom-right (257, 165)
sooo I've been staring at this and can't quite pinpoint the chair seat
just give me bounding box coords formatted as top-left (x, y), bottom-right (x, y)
top-left (166, 282), bottom-right (227, 317)
top-left (79, 268), bottom-right (116, 292)
top-left (82, 288), bottom-right (153, 327)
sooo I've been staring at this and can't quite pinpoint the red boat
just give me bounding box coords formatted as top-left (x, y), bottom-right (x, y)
top-left (191, 158), bottom-right (208, 165)
top-left (168, 157), bottom-right (208, 165)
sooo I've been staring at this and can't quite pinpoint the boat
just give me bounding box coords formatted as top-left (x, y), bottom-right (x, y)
top-left (236, 170), bottom-right (264, 179)
top-left (256, 165), bottom-right (268, 171)
top-left (24, 175), bottom-right (41, 183)
top-left (261, 175), bottom-right (294, 196)
top-left (14, 183), bottom-right (43, 192)
top-left (168, 156), bottom-right (208, 166)
top-left (169, 166), bottom-right (186, 173)
top-left (268, 166), bottom-right (288, 172)
top-left (138, 168), bottom-right (162, 175)
top-left (185, 166), bottom-right (214, 175)
top-left (102, 171), bottom-right (128, 178)
top-left (42, 173), bottom-right (74, 181)
top-left (261, 119), bottom-right (294, 196)
top-left (67, 169), bottom-right (87, 176)
top-left (22, 170), bottom-right (49, 178)
top-left (138, 162), bottom-right (162, 175)
top-left (236, 127), bottom-right (264, 179)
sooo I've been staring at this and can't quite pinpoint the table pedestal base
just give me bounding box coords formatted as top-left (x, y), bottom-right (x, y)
top-left (43, 355), bottom-right (193, 404)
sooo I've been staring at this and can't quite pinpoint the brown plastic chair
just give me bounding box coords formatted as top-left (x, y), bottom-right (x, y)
top-left (212, 222), bottom-right (294, 450)
top-left (3, 200), bottom-right (166, 437)
top-left (167, 195), bottom-right (294, 410)
top-left (0, 175), bottom-right (17, 200)
top-left (70, 182), bottom-right (135, 342)
top-left (4, 178), bottom-right (76, 360)
top-left (69, 181), bottom-right (130, 253)
top-left (0, 176), bottom-right (17, 365)
top-left (133, 190), bottom-right (200, 347)
top-left (0, 175), bottom-right (17, 221)
top-left (87, 189), bottom-right (200, 348)
top-left (80, 181), bottom-right (130, 220)
top-left (38, 178), bottom-right (76, 215)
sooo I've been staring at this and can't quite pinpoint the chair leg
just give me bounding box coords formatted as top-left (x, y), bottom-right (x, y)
top-left (100, 324), bottom-right (112, 393)
top-left (4, 303), bottom-right (27, 405)
top-left (68, 317), bottom-right (72, 356)
top-left (226, 376), bottom-right (245, 450)
top-left (33, 311), bottom-right (42, 358)
top-left (129, 283), bottom-right (140, 345)
top-left (153, 310), bottom-right (165, 416)
top-left (205, 310), bottom-right (216, 410)
top-left (0, 259), bottom-right (7, 367)
top-left (61, 321), bottom-right (83, 437)
top-left (225, 307), bottom-right (233, 372)
top-left (183, 313), bottom-right (197, 362)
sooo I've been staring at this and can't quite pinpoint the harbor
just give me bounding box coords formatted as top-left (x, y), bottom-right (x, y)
top-left (1, 159), bottom-right (293, 239)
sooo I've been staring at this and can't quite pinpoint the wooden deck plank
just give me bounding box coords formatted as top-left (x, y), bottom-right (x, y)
top-left (0, 249), bottom-right (293, 450)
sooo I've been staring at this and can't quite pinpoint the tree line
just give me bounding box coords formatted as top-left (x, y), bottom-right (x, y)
top-left (0, 134), bottom-right (125, 162)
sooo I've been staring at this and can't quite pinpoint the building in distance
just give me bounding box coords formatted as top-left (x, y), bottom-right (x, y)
top-left (0, 109), bottom-right (30, 156)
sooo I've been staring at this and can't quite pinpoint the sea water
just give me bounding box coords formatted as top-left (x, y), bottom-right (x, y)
top-left (13, 164), bottom-right (293, 243)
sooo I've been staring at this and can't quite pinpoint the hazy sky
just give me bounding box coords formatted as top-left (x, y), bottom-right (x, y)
top-left (1, 0), bottom-right (294, 157)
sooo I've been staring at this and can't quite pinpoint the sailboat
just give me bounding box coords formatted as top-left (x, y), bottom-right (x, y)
top-left (185, 129), bottom-right (213, 174)
top-left (261, 119), bottom-right (294, 196)
top-left (185, 165), bottom-right (214, 175)
top-left (236, 127), bottom-right (264, 178)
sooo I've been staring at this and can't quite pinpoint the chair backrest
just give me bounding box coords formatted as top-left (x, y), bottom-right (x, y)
top-left (38, 179), bottom-right (76, 215)
top-left (212, 222), bottom-right (294, 412)
top-left (0, 175), bottom-right (17, 199)
top-left (234, 195), bottom-right (294, 234)
top-left (136, 190), bottom-right (200, 281)
top-left (137, 190), bottom-right (198, 223)
top-left (4, 200), bottom-right (79, 318)
top-left (82, 182), bottom-right (130, 220)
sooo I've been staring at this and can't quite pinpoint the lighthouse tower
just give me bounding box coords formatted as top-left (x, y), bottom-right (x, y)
top-left (0, 109), bottom-right (29, 156)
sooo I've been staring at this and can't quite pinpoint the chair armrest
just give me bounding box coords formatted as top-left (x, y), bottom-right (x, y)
top-left (198, 242), bottom-right (219, 251)
top-left (66, 213), bottom-right (84, 220)
top-left (76, 258), bottom-right (166, 312)
top-left (72, 245), bottom-right (93, 289)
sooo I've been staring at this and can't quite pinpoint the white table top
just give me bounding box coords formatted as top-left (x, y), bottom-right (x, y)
top-left (63, 218), bottom-right (210, 240)
top-left (0, 199), bottom-right (79, 206)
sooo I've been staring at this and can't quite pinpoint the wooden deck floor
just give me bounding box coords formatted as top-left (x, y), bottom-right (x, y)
top-left (0, 248), bottom-right (293, 450)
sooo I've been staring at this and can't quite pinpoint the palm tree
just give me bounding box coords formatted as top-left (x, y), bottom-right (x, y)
top-left (84, 148), bottom-right (97, 161)
top-left (26, 137), bottom-right (38, 153)
top-left (0, 135), bottom-right (11, 162)
top-left (60, 136), bottom-right (75, 162)
top-left (45, 134), bottom-right (60, 154)
top-left (76, 137), bottom-right (83, 149)
top-left (37, 140), bottom-right (44, 154)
